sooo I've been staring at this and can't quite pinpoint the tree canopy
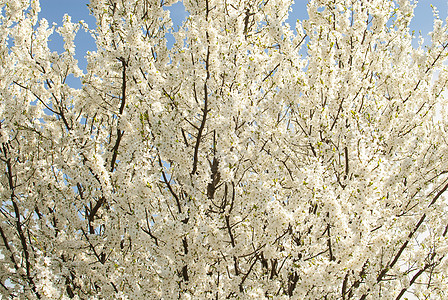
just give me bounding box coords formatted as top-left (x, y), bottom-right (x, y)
top-left (1, 0), bottom-right (448, 298)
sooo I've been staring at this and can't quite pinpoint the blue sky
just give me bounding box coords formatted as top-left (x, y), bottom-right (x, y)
top-left (38, 0), bottom-right (448, 71)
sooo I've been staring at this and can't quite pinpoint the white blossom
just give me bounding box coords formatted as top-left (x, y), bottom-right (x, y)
top-left (1, 0), bottom-right (448, 299)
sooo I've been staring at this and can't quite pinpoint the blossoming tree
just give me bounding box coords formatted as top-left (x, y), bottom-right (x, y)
top-left (1, 0), bottom-right (448, 298)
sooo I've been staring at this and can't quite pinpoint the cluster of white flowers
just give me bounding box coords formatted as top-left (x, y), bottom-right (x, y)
top-left (1, 0), bottom-right (448, 298)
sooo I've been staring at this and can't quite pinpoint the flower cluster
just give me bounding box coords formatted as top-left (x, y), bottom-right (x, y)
top-left (1, 0), bottom-right (448, 299)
